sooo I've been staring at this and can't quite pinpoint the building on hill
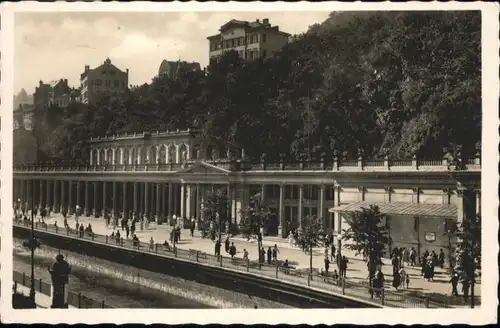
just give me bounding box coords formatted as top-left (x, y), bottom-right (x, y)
top-left (80, 58), bottom-right (129, 105)
top-left (34, 79), bottom-right (72, 109)
top-left (158, 59), bottom-right (201, 79)
top-left (13, 89), bottom-right (34, 109)
top-left (207, 18), bottom-right (290, 63)
top-left (13, 104), bottom-right (35, 131)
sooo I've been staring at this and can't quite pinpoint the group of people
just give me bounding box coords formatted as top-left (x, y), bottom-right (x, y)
top-left (258, 244), bottom-right (280, 264)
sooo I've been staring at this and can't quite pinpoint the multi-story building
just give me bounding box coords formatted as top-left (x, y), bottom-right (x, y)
top-left (13, 129), bottom-right (481, 259)
top-left (34, 79), bottom-right (72, 109)
top-left (80, 58), bottom-right (129, 105)
top-left (158, 59), bottom-right (201, 79)
top-left (13, 103), bottom-right (35, 131)
top-left (13, 88), bottom-right (33, 109)
top-left (207, 18), bottom-right (290, 63)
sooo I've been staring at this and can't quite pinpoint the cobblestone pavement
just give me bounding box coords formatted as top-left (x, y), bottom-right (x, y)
top-left (38, 212), bottom-right (481, 304)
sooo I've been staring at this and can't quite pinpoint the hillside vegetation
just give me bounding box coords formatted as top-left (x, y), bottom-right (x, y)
top-left (15, 11), bottom-right (481, 164)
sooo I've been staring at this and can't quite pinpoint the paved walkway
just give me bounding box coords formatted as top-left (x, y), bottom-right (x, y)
top-left (14, 283), bottom-right (76, 309)
top-left (39, 212), bottom-right (480, 305)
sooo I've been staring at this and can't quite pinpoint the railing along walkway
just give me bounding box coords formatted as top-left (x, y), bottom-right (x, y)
top-left (14, 219), bottom-right (452, 308)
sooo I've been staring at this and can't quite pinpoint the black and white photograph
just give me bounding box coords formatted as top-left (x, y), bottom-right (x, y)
top-left (0, 1), bottom-right (498, 325)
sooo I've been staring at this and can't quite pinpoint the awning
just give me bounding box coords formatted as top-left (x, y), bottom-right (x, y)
top-left (328, 201), bottom-right (457, 218)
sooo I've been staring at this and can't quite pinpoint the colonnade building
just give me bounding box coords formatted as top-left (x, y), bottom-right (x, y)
top-left (13, 129), bottom-right (481, 256)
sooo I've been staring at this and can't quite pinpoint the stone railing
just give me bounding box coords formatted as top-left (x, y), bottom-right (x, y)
top-left (89, 128), bottom-right (197, 143)
top-left (14, 155), bottom-right (481, 173)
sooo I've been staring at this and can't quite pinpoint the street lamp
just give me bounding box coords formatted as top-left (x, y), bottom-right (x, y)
top-left (22, 179), bottom-right (40, 305)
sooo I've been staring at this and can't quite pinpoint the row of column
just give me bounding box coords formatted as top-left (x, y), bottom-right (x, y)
top-left (13, 179), bottom-right (333, 236)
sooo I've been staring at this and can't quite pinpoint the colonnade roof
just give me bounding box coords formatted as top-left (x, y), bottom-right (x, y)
top-left (89, 129), bottom-right (198, 144)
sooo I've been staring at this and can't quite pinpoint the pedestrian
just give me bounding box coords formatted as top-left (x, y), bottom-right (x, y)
top-left (131, 221), bottom-right (136, 236)
top-left (125, 224), bottom-right (130, 239)
top-left (78, 224), bottom-right (84, 238)
top-left (373, 269), bottom-right (385, 298)
top-left (288, 231), bottom-right (294, 248)
top-left (229, 242), bottom-right (237, 259)
top-left (399, 266), bottom-right (408, 289)
top-left (339, 255), bottom-right (348, 278)
top-left (392, 270), bottom-right (401, 290)
top-left (438, 249), bottom-right (445, 269)
top-left (260, 247), bottom-right (266, 264)
top-left (272, 244), bottom-right (279, 263)
top-left (140, 217), bottom-right (144, 231)
top-left (149, 237), bottom-right (154, 251)
top-left (330, 243), bottom-right (336, 262)
top-left (243, 249), bottom-right (249, 261)
top-left (402, 247), bottom-right (409, 267)
top-left (391, 254), bottom-right (399, 275)
top-left (215, 239), bottom-right (221, 258)
top-left (462, 278), bottom-right (470, 302)
top-left (450, 271), bottom-right (459, 296)
top-left (190, 218), bottom-right (195, 237)
top-left (324, 247), bottom-right (329, 262)
top-left (324, 256), bottom-right (330, 275)
top-left (267, 247), bottom-right (272, 264)
top-left (409, 247), bottom-right (416, 266)
top-left (225, 236), bottom-right (230, 253)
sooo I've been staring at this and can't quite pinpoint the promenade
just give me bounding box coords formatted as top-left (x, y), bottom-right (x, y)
top-left (31, 212), bottom-right (479, 307)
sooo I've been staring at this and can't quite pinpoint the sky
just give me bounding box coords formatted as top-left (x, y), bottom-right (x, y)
top-left (14, 11), bottom-right (330, 94)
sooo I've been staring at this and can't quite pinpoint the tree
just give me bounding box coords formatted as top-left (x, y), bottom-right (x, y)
top-left (342, 206), bottom-right (391, 295)
top-left (296, 215), bottom-right (326, 277)
top-left (455, 213), bottom-right (481, 307)
top-left (240, 193), bottom-right (272, 261)
top-left (202, 188), bottom-right (230, 242)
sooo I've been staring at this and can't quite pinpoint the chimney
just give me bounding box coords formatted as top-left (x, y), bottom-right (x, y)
top-left (263, 18), bottom-right (269, 25)
top-left (85, 65), bottom-right (90, 72)
top-left (256, 18), bottom-right (260, 23)
top-left (64, 79), bottom-right (68, 84)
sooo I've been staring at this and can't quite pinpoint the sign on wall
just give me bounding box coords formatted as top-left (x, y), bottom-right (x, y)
top-left (424, 231), bottom-right (436, 242)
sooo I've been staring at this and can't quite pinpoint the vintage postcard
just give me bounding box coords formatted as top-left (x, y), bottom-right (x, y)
top-left (0, 1), bottom-right (498, 325)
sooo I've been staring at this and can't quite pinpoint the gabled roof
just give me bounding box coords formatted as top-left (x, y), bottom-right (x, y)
top-left (220, 19), bottom-right (249, 32)
top-left (329, 201), bottom-right (457, 218)
top-left (177, 161), bottom-right (231, 174)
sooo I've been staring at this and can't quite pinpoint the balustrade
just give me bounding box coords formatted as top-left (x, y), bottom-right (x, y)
top-left (14, 154), bottom-right (481, 173)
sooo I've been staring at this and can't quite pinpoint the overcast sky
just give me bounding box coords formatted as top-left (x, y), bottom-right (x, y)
top-left (14, 11), bottom-right (330, 94)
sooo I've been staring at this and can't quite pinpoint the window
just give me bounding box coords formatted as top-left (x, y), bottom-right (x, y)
top-left (236, 38), bottom-right (241, 46)
top-left (231, 39), bottom-right (235, 47)
top-left (262, 33), bottom-right (267, 43)
top-left (105, 80), bottom-right (111, 87)
top-left (114, 80), bottom-right (119, 87)
top-left (262, 49), bottom-right (267, 58)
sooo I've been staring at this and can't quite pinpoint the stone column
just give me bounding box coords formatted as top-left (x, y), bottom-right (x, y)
top-left (261, 184), bottom-right (266, 202)
top-left (186, 184), bottom-right (193, 220)
top-left (174, 184), bottom-right (180, 217)
top-left (168, 183), bottom-right (174, 217)
top-left (68, 181), bottom-right (74, 215)
top-left (318, 184), bottom-right (325, 229)
top-left (93, 182), bottom-right (99, 217)
top-left (278, 184), bottom-right (284, 237)
top-left (161, 183), bottom-right (167, 222)
top-left (26, 180), bottom-right (32, 210)
top-left (76, 181), bottom-right (82, 212)
top-left (298, 185), bottom-right (304, 228)
top-left (180, 184), bottom-right (186, 218)
top-left (133, 182), bottom-right (139, 215)
top-left (60, 181), bottom-right (66, 214)
top-left (123, 182), bottom-right (128, 220)
top-left (112, 182), bottom-right (117, 218)
top-left (144, 182), bottom-right (149, 217)
top-left (39, 180), bottom-right (44, 210)
top-left (53, 180), bottom-right (59, 213)
top-left (333, 185), bottom-right (342, 255)
top-left (102, 182), bottom-right (107, 216)
top-left (46, 180), bottom-right (52, 210)
top-left (84, 181), bottom-right (90, 216)
top-left (156, 183), bottom-right (161, 223)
